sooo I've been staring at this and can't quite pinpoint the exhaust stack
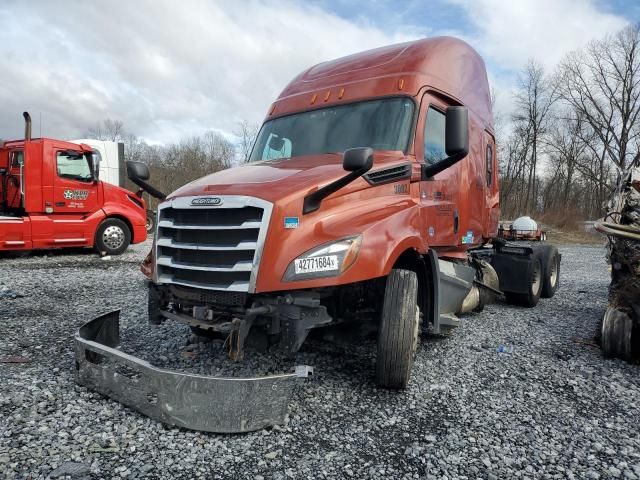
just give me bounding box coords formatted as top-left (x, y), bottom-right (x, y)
top-left (23, 112), bottom-right (32, 141)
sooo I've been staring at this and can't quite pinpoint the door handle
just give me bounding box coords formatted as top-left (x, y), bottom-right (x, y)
top-left (55, 202), bottom-right (65, 207)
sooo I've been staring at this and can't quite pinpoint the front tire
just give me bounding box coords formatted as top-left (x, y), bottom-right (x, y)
top-left (376, 269), bottom-right (420, 389)
top-left (95, 218), bottom-right (131, 256)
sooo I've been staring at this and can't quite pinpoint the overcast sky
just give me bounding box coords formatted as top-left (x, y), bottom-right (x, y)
top-left (0, 0), bottom-right (637, 144)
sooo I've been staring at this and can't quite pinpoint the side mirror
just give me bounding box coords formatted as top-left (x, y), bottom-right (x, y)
top-left (303, 147), bottom-right (374, 214)
top-left (125, 160), bottom-right (166, 200)
top-left (343, 147), bottom-right (374, 172)
top-left (126, 161), bottom-right (150, 181)
top-left (445, 106), bottom-right (469, 156)
top-left (422, 106), bottom-right (469, 179)
top-left (91, 151), bottom-right (101, 182)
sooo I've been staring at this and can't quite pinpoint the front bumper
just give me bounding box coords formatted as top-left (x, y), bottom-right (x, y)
top-left (74, 311), bottom-right (312, 433)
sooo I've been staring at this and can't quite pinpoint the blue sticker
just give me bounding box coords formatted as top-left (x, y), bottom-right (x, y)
top-left (461, 230), bottom-right (474, 244)
top-left (284, 217), bottom-right (299, 229)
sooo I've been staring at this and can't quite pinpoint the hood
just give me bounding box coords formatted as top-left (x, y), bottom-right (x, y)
top-left (168, 151), bottom-right (407, 203)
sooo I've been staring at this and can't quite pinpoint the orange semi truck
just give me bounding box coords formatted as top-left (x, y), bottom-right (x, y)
top-left (76, 37), bottom-right (561, 433)
top-left (0, 114), bottom-right (153, 255)
top-left (140, 37), bottom-right (561, 385)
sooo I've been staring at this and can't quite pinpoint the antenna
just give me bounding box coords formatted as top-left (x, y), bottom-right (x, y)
top-left (39, 112), bottom-right (42, 138)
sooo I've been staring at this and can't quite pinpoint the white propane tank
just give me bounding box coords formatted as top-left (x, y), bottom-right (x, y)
top-left (512, 216), bottom-right (538, 233)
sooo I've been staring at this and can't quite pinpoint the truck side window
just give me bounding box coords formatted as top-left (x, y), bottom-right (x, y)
top-left (57, 151), bottom-right (92, 182)
top-left (424, 107), bottom-right (446, 165)
top-left (486, 144), bottom-right (493, 186)
top-left (10, 151), bottom-right (24, 168)
top-left (262, 133), bottom-right (292, 160)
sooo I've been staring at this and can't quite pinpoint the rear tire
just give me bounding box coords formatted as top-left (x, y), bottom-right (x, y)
top-left (95, 218), bottom-right (131, 255)
top-left (376, 269), bottom-right (420, 389)
top-left (146, 211), bottom-right (155, 234)
top-left (540, 245), bottom-right (560, 298)
top-left (505, 251), bottom-right (543, 308)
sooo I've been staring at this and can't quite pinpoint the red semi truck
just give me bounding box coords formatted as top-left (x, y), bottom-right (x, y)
top-left (136, 37), bottom-right (561, 388)
top-left (75, 37), bottom-right (563, 433)
top-left (0, 114), bottom-right (151, 255)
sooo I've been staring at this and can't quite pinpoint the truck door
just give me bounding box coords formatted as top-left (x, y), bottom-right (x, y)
top-left (3, 150), bottom-right (24, 212)
top-left (52, 150), bottom-right (100, 214)
top-left (416, 96), bottom-right (460, 248)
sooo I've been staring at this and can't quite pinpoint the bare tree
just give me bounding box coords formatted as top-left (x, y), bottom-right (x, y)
top-left (558, 24), bottom-right (640, 174)
top-left (511, 60), bottom-right (559, 214)
top-left (85, 118), bottom-right (126, 142)
top-left (234, 120), bottom-right (260, 162)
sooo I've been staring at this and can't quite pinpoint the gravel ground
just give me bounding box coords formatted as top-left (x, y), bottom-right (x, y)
top-left (1, 241), bottom-right (639, 479)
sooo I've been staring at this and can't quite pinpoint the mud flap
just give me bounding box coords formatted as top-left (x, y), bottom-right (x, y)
top-left (74, 310), bottom-right (313, 433)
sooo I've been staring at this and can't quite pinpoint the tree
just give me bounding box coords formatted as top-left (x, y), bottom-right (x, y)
top-left (235, 120), bottom-right (260, 162)
top-left (85, 118), bottom-right (126, 142)
top-left (499, 61), bottom-right (558, 218)
top-left (558, 24), bottom-right (640, 174)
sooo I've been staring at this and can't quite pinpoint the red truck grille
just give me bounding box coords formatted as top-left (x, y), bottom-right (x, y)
top-left (154, 195), bottom-right (273, 292)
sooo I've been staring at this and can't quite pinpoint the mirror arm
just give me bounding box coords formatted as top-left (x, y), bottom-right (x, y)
top-left (421, 149), bottom-right (468, 180)
top-left (129, 177), bottom-right (166, 201)
top-left (303, 166), bottom-right (370, 215)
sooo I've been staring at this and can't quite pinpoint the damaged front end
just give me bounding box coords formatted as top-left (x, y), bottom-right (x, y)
top-left (74, 311), bottom-right (312, 433)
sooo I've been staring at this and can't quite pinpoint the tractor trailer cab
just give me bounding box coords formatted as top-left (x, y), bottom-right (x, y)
top-left (141, 37), bottom-right (561, 389)
top-left (0, 113), bottom-right (152, 255)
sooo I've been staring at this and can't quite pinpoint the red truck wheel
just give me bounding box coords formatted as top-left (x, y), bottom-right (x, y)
top-left (376, 268), bottom-right (420, 389)
top-left (95, 218), bottom-right (131, 256)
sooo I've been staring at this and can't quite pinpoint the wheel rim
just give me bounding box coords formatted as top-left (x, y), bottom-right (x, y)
top-left (103, 225), bottom-right (125, 250)
top-left (549, 255), bottom-right (558, 288)
top-left (531, 260), bottom-right (542, 295)
top-left (146, 217), bottom-right (153, 231)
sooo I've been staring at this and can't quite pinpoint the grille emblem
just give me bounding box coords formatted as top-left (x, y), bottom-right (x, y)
top-left (191, 197), bottom-right (223, 206)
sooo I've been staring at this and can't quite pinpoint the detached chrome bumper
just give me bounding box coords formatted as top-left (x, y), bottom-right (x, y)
top-left (74, 311), bottom-right (312, 433)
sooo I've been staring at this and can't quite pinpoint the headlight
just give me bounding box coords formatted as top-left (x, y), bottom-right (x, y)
top-left (283, 236), bottom-right (362, 282)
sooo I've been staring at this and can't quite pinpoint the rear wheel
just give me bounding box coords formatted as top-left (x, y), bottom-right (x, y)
top-left (540, 245), bottom-right (560, 298)
top-left (376, 269), bottom-right (420, 389)
top-left (146, 211), bottom-right (155, 234)
top-left (95, 218), bottom-right (131, 255)
top-left (505, 252), bottom-right (543, 308)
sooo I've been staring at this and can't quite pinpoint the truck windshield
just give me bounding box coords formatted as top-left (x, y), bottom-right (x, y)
top-left (249, 97), bottom-right (415, 162)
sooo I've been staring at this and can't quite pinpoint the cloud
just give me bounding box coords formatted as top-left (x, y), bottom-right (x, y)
top-left (448, 0), bottom-right (629, 71)
top-left (0, 0), bottom-right (414, 143)
top-left (0, 0), bottom-right (633, 146)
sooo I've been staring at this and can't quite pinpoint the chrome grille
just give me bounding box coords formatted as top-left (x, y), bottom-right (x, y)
top-left (154, 195), bottom-right (273, 293)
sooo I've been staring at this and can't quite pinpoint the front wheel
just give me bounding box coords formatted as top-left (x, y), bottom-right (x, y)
top-left (376, 269), bottom-right (420, 389)
top-left (95, 218), bottom-right (131, 255)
